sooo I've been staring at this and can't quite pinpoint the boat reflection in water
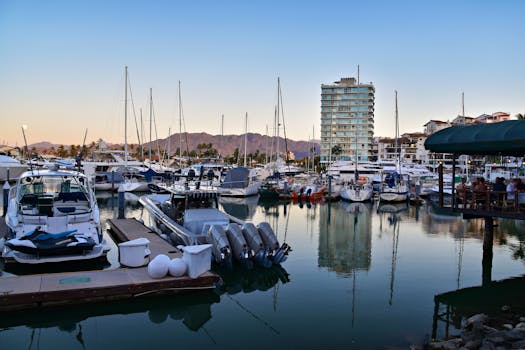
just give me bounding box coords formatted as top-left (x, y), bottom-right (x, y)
top-left (318, 201), bottom-right (373, 276)
top-left (215, 264), bottom-right (290, 295)
top-left (219, 195), bottom-right (259, 221)
top-left (0, 291), bottom-right (219, 345)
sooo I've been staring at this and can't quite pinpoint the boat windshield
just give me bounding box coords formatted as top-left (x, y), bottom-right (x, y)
top-left (18, 175), bottom-right (89, 200)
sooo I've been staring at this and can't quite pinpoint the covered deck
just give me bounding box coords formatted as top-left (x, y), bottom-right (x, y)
top-left (425, 121), bottom-right (525, 287)
top-left (425, 120), bottom-right (525, 220)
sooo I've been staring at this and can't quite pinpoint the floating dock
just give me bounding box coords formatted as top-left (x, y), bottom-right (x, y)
top-left (0, 218), bottom-right (220, 312)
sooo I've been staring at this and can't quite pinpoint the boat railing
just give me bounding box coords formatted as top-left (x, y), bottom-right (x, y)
top-left (139, 195), bottom-right (205, 246)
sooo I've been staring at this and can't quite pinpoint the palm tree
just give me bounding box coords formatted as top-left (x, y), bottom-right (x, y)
top-left (331, 144), bottom-right (342, 160)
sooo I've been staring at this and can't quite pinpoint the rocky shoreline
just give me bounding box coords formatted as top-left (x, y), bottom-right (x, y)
top-left (425, 312), bottom-right (525, 350)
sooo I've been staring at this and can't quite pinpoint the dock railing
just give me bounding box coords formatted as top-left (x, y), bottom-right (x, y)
top-left (453, 188), bottom-right (525, 217)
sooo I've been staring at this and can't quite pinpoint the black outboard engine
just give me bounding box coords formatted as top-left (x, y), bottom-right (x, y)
top-left (207, 169), bottom-right (215, 181)
top-left (257, 221), bottom-right (291, 265)
top-left (187, 168), bottom-right (196, 181)
top-left (242, 223), bottom-right (272, 268)
top-left (306, 188), bottom-right (312, 198)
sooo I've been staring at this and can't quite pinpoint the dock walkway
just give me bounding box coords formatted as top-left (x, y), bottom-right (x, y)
top-left (107, 218), bottom-right (181, 259)
top-left (0, 218), bottom-right (220, 312)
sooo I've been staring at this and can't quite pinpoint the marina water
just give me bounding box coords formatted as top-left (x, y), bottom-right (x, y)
top-left (1, 193), bottom-right (525, 349)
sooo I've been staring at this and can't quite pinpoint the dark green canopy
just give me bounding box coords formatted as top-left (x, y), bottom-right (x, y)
top-left (424, 120), bottom-right (525, 156)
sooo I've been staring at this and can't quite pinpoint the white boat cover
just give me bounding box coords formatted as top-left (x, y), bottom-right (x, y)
top-left (183, 208), bottom-right (229, 234)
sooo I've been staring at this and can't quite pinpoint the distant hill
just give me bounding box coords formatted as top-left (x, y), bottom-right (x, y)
top-left (143, 132), bottom-right (319, 159)
top-left (27, 141), bottom-right (59, 151)
top-left (28, 133), bottom-right (319, 159)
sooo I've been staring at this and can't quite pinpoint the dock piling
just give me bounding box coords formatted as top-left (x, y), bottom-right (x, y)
top-left (2, 181), bottom-right (10, 217)
top-left (118, 185), bottom-right (125, 219)
top-left (482, 217), bottom-right (494, 287)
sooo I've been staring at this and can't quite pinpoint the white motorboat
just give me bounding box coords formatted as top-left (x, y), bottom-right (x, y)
top-left (139, 183), bottom-right (290, 268)
top-left (219, 167), bottom-right (261, 197)
top-left (340, 176), bottom-right (374, 202)
top-left (0, 155), bottom-right (28, 182)
top-left (2, 167), bottom-right (108, 264)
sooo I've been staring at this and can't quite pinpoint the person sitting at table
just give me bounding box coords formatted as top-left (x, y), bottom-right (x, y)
top-left (492, 177), bottom-right (506, 192)
top-left (491, 177), bottom-right (507, 207)
top-left (456, 177), bottom-right (467, 193)
top-left (474, 177), bottom-right (487, 191)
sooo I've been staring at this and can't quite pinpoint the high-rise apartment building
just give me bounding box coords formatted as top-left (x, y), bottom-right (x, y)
top-left (320, 77), bottom-right (375, 163)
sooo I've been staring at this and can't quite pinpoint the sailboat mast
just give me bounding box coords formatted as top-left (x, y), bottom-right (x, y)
top-left (220, 114), bottom-right (224, 157)
top-left (167, 127), bottom-right (171, 165)
top-left (149, 88), bottom-right (153, 163)
top-left (265, 124), bottom-right (269, 164)
top-left (124, 66), bottom-right (128, 169)
top-left (395, 90), bottom-right (400, 172)
top-left (178, 81), bottom-right (182, 165)
top-left (462, 92), bottom-right (469, 178)
top-left (355, 128), bottom-right (359, 182)
top-left (244, 112), bottom-right (248, 167)
top-left (140, 108), bottom-right (144, 161)
top-left (462, 92), bottom-right (465, 124)
top-left (312, 125), bottom-right (315, 172)
top-left (276, 78), bottom-right (280, 160)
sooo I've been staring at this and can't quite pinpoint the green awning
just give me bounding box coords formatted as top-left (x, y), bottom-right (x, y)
top-left (424, 120), bottom-right (525, 156)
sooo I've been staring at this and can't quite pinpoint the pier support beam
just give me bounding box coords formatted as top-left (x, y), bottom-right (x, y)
top-left (482, 217), bottom-right (494, 287)
top-left (118, 185), bottom-right (125, 219)
top-left (438, 163), bottom-right (444, 208)
top-left (3, 181), bottom-right (10, 217)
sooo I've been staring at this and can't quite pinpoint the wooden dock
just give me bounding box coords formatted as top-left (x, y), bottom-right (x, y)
top-left (107, 218), bottom-right (181, 259)
top-left (0, 218), bottom-right (221, 312)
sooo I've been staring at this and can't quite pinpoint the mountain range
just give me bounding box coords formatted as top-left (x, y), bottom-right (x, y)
top-left (28, 133), bottom-right (320, 159)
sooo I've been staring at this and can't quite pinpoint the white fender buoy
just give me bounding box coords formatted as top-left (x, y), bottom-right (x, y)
top-left (168, 258), bottom-right (187, 277)
top-left (147, 254), bottom-right (170, 279)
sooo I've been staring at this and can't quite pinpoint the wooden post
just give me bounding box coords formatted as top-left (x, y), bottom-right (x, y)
top-left (438, 163), bottom-right (444, 208)
top-left (482, 217), bottom-right (494, 287)
top-left (431, 297), bottom-right (439, 340)
top-left (2, 181), bottom-right (10, 217)
top-left (328, 175), bottom-right (332, 198)
top-left (451, 155), bottom-right (456, 210)
top-left (118, 185), bottom-right (125, 219)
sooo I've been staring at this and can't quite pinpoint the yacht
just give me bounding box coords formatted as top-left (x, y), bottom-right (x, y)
top-left (0, 154), bottom-right (28, 182)
top-left (139, 183), bottom-right (290, 268)
top-left (219, 167), bottom-right (261, 197)
top-left (3, 166), bottom-right (108, 264)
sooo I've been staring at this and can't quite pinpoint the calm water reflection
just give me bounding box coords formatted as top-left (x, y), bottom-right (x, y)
top-left (1, 193), bottom-right (525, 349)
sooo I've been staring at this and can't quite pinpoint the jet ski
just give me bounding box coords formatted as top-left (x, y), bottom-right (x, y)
top-left (5, 227), bottom-right (96, 256)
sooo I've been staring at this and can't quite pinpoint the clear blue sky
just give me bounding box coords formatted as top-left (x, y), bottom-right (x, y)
top-left (1, 0), bottom-right (524, 146)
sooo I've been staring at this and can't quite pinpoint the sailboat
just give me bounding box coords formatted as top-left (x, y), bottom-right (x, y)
top-left (219, 113), bottom-right (261, 197)
top-left (340, 136), bottom-right (374, 202)
top-left (379, 91), bottom-right (409, 202)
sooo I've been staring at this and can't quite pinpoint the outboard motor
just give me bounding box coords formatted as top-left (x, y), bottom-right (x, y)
top-left (187, 168), bottom-right (196, 181)
top-left (306, 187), bottom-right (312, 199)
top-left (242, 223), bottom-right (272, 268)
top-left (257, 221), bottom-right (291, 265)
top-left (226, 223), bottom-right (253, 269)
top-left (207, 224), bottom-right (232, 268)
top-left (207, 169), bottom-right (215, 181)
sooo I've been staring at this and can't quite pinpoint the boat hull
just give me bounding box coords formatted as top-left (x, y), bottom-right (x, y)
top-left (340, 187), bottom-right (373, 202)
top-left (379, 191), bottom-right (408, 202)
